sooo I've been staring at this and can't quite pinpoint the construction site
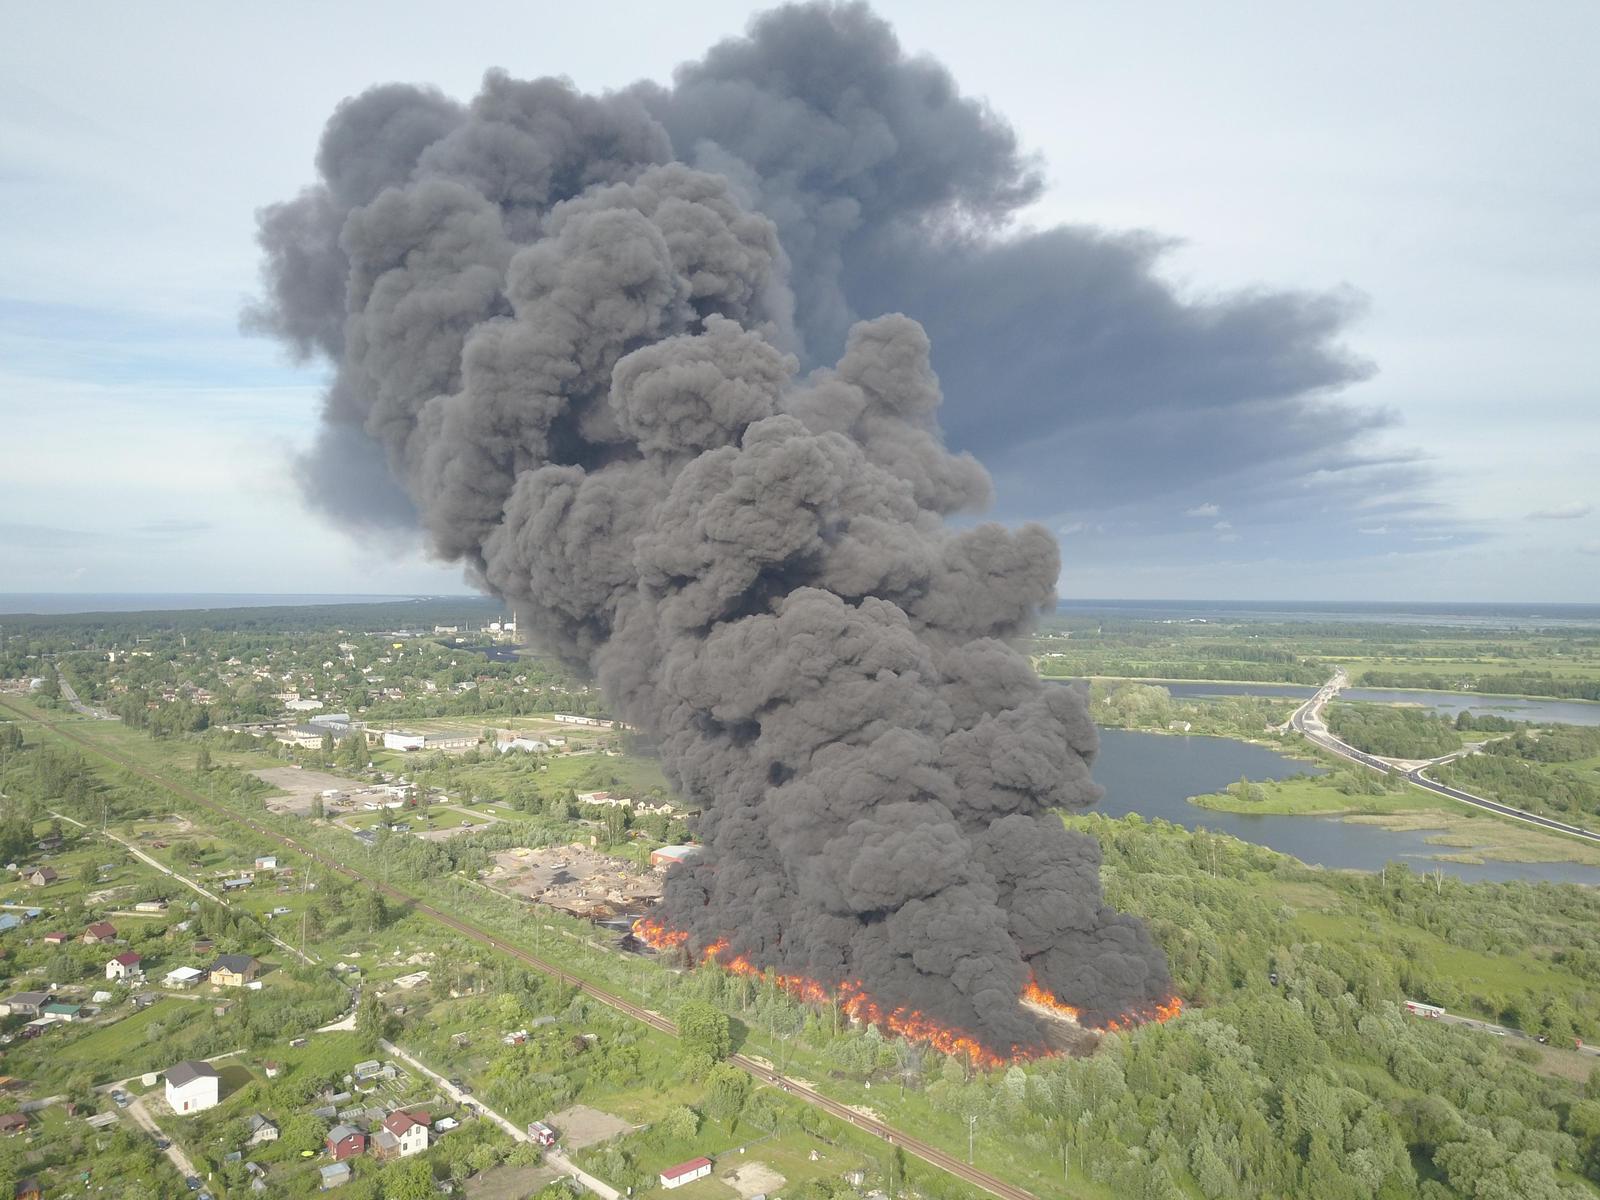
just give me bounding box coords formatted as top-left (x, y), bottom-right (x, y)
top-left (483, 845), bottom-right (664, 922)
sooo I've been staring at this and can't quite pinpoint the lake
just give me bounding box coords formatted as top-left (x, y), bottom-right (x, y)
top-left (1090, 729), bottom-right (1600, 886)
top-left (1338, 688), bottom-right (1600, 727)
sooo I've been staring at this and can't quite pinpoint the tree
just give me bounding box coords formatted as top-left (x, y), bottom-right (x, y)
top-left (280, 1112), bottom-right (328, 1155)
top-left (356, 887), bottom-right (390, 932)
top-left (356, 992), bottom-right (391, 1051)
top-left (195, 744), bottom-right (212, 773)
top-left (661, 1105), bottom-right (699, 1141)
top-left (382, 1157), bottom-right (434, 1200)
top-left (677, 1000), bottom-right (731, 1062)
top-left (703, 1062), bottom-right (751, 1123)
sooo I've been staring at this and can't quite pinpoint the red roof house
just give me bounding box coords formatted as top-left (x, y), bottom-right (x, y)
top-left (327, 1124), bottom-right (366, 1161)
top-left (82, 922), bottom-right (118, 944)
top-left (660, 1157), bottom-right (713, 1189)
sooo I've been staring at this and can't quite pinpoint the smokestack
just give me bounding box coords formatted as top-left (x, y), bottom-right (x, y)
top-left (249, 5), bottom-right (1172, 1056)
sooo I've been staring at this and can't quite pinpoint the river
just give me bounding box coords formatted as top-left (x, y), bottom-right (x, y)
top-left (1116, 679), bottom-right (1600, 726)
top-left (1090, 729), bottom-right (1600, 886)
top-left (1337, 688), bottom-right (1600, 726)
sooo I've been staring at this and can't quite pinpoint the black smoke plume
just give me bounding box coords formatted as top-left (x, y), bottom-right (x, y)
top-left (248, 3), bottom-right (1191, 1051)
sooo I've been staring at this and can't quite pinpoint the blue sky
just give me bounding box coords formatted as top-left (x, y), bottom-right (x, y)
top-left (2, 1), bottom-right (1595, 600)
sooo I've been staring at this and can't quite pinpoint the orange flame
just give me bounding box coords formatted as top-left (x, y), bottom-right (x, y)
top-left (631, 915), bottom-right (688, 949)
top-left (1024, 972), bottom-right (1183, 1032)
top-left (631, 919), bottom-right (1182, 1065)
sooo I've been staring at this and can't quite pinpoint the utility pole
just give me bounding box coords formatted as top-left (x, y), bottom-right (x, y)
top-left (968, 1113), bottom-right (977, 1164)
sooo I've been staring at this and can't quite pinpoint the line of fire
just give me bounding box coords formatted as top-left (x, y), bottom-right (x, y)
top-left (631, 913), bottom-right (1183, 1069)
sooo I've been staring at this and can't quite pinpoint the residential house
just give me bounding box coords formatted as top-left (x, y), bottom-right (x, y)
top-left (326, 1124), bottom-right (365, 1161)
top-left (0, 915), bottom-right (19, 933)
top-left (41, 932), bottom-right (68, 945)
top-left (318, 1162), bottom-right (352, 1190)
top-left (41, 1002), bottom-right (81, 1022)
top-left (246, 1113), bottom-right (279, 1145)
top-left (254, 855), bottom-right (278, 872)
top-left (0, 1113), bottom-right (27, 1135)
top-left (209, 954), bottom-right (260, 987)
top-left (36, 835), bottom-right (64, 852)
top-left (0, 992), bottom-right (46, 1017)
top-left (373, 1110), bottom-right (429, 1159)
top-left (14, 1178), bottom-right (42, 1200)
top-left (660, 1157), bottom-right (714, 1189)
top-left (82, 921), bottom-right (117, 944)
top-left (106, 951), bottom-right (143, 981)
top-left (165, 1059), bottom-right (221, 1113)
top-left (25, 867), bottom-right (57, 887)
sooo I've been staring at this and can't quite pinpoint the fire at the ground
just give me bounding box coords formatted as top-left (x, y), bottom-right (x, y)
top-left (633, 917), bottom-right (1182, 1067)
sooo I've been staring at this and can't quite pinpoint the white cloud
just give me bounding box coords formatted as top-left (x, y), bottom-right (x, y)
top-left (1213, 520), bottom-right (1232, 531)
top-left (1057, 520), bottom-right (1088, 536)
top-left (1528, 502), bottom-right (1592, 520)
top-left (1580, 540), bottom-right (1600, 556)
top-left (1185, 502), bottom-right (1220, 518)
top-left (1358, 526), bottom-right (1389, 535)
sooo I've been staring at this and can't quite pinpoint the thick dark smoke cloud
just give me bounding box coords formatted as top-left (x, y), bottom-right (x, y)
top-left (246, 0), bottom-right (1452, 1049)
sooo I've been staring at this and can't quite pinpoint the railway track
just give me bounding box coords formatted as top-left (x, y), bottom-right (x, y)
top-left (2, 698), bottom-right (1046, 1200)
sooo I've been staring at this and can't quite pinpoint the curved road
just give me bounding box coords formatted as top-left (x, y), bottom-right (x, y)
top-left (0, 696), bottom-right (1043, 1200)
top-left (1288, 671), bottom-right (1600, 844)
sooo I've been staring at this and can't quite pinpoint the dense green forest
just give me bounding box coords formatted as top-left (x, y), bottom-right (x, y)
top-left (1485, 725), bottom-right (1600, 763)
top-left (1436, 754), bottom-right (1600, 821)
top-left (1327, 703), bottom-right (1464, 759)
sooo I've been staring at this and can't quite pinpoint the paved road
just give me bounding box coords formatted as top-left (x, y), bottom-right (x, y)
top-left (379, 1039), bottom-right (620, 1200)
top-left (1288, 671), bottom-right (1600, 845)
top-left (56, 667), bottom-right (116, 720)
top-left (5, 696), bottom-right (1044, 1200)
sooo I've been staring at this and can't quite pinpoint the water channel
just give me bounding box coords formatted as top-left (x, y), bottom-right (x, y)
top-left (1090, 728), bottom-right (1600, 886)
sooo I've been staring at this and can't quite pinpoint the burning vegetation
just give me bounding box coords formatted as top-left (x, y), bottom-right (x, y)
top-left (635, 915), bottom-right (1182, 1067)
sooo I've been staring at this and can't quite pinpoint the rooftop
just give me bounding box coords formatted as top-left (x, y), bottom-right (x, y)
top-left (166, 1059), bottom-right (219, 1087)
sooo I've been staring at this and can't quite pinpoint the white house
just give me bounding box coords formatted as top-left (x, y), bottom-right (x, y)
top-left (576, 791), bottom-right (630, 808)
top-left (660, 1157), bottom-right (713, 1189)
top-left (165, 1060), bottom-right (220, 1113)
top-left (246, 1113), bottom-right (279, 1145)
top-left (164, 966), bottom-right (206, 989)
top-left (106, 951), bottom-right (142, 981)
top-left (375, 1110), bottom-right (429, 1158)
